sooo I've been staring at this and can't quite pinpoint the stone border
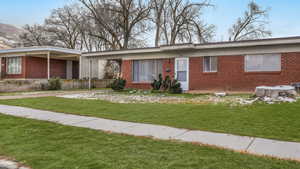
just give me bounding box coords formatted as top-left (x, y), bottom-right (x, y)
top-left (0, 159), bottom-right (30, 169)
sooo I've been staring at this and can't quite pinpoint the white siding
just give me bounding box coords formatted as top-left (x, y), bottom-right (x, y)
top-left (80, 56), bottom-right (107, 79)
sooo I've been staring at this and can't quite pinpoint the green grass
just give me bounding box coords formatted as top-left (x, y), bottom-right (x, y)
top-left (0, 114), bottom-right (299, 169)
top-left (1, 97), bottom-right (300, 142)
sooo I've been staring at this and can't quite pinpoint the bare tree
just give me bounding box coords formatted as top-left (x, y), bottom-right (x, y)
top-left (78, 0), bottom-right (151, 49)
top-left (45, 4), bottom-right (82, 49)
top-left (19, 4), bottom-right (104, 51)
top-left (151, 0), bottom-right (166, 47)
top-left (153, 0), bottom-right (214, 45)
top-left (228, 1), bottom-right (271, 41)
top-left (20, 0), bottom-right (215, 50)
top-left (19, 24), bottom-right (56, 47)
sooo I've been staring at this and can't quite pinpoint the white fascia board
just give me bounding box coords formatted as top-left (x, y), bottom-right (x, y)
top-left (83, 37), bottom-right (300, 58)
top-left (83, 48), bottom-right (161, 57)
top-left (195, 38), bottom-right (300, 49)
top-left (0, 46), bottom-right (81, 55)
top-left (160, 44), bottom-right (196, 51)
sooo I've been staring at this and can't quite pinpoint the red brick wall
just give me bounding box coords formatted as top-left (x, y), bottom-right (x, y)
top-left (49, 59), bottom-right (67, 79)
top-left (190, 53), bottom-right (300, 91)
top-left (121, 59), bottom-right (175, 89)
top-left (25, 56), bottom-right (67, 79)
top-left (25, 57), bottom-right (47, 79)
top-left (2, 56), bottom-right (67, 79)
top-left (122, 53), bottom-right (300, 91)
top-left (1, 56), bottom-right (26, 79)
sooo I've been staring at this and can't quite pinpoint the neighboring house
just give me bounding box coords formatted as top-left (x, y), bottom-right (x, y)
top-left (0, 46), bottom-right (81, 80)
top-left (83, 36), bottom-right (300, 91)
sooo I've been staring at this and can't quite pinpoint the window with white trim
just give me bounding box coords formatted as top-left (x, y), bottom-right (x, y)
top-left (245, 54), bottom-right (281, 72)
top-left (203, 56), bottom-right (218, 72)
top-left (6, 57), bottom-right (22, 74)
top-left (133, 60), bottom-right (163, 82)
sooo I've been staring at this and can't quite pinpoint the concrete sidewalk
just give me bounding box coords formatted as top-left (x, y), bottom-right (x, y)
top-left (0, 90), bottom-right (101, 100)
top-left (0, 104), bottom-right (299, 161)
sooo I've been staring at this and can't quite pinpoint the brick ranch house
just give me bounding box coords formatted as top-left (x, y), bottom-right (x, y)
top-left (0, 46), bottom-right (81, 80)
top-left (83, 37), bottom-right (300, 91)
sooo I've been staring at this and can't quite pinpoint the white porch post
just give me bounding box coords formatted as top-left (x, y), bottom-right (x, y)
top-left (0, 57), bottom-right (2, 80)
top-left (88, 58), bottom-right (92, 90)
top-left (79, 55), bottom-right (82, 79)
top-left (47, 52), bottom-right (50, 80)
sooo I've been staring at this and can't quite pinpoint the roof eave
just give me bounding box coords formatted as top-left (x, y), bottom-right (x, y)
top-left (0, 46), bottom-right (81, 56)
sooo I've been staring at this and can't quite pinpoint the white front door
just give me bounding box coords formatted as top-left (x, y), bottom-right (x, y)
top-left (175, 58), bottom-right (189, 91)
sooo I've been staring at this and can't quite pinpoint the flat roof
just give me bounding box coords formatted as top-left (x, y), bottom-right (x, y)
top-left (0, 46), bottom-right (81, 56)
top-left (83, 36), bottom-right (300, 57)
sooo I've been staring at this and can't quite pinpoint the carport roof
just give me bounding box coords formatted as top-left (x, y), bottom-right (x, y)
top-left (0, 46), bottom-right (81, 57)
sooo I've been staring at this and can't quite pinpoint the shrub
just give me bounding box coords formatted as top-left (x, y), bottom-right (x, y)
top-left (151, 74), bottom-right (163, 90)
top-left (48, 77), bottom-right (62, 90)
top-left (111, 78), bottom-right (126, 91)
top-left (169, 79), bottom-right (182, 94)
top-left (162, 75), bottom-right (171, 91)
top-left (151, 75), bottom-right (182, 94)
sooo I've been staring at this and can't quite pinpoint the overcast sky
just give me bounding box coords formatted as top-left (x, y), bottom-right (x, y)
top-left (0, 0), bottom-right (299, 41)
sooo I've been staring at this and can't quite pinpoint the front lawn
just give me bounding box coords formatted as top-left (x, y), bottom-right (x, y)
top-left (0, 114), bottom-right (299, 169)
top-left (1, 97), bottom-right (300, 142)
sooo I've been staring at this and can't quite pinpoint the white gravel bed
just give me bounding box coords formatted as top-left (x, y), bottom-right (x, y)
top-left (0, 159), bottom-right (30, 169)
top-left (58, 90), bottom-right (300, 105)
top-left (58, 91), bottom-right (248, 104)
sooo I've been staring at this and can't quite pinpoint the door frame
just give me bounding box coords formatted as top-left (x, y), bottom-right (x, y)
top-left (174, 57), bottom-right (189, 91)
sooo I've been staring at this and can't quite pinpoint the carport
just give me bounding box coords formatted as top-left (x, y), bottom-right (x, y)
top-left (0, 46), bottom-right (81, 80)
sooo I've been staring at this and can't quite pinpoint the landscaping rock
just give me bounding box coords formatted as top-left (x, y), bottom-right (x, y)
top-left (59, 91), bottom-right (247, 105)
top-left (215, 92), bottom-right (226, 97)
top-left (255, 85), bottom-right (297, 98)
top-left (58, 89), bottom-right (298, 106)
top-left (0, 160), bottom-right (17, 169)
top-left (0, 159), bottom-right (30, 169)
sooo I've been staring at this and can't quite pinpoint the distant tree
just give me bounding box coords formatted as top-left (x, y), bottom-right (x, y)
top-left (78, 0), bottom-right (151, 49)
top-left (77, 10), bottom-right (107, 51)
top-left (151, 0), bottom-right (214, 46)
top-left (19, 4), bottom-right (103, 51)
top-left (228, 1), bottom-right (271, 41)
top-left (45, 4), bottom-right (82, 49)
top-left (20, 0), bottom-right (216, 49)
top-left (151, 0), bottom-right (166, 47)
top-left (19, 24), bottom-right (56, 47)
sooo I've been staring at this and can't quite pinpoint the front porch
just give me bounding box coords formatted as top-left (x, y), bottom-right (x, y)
top-left (0, 46), bottom-right (81, 80)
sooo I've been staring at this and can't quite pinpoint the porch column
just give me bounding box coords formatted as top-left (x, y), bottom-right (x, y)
top-left (0, 57), bottom-right (2, 80)
top-left (47, 52), bottom-right (50, 80)
top-left (88, 58), bottom-right (92, 89)
top-left (79, 55), bottom-right (82, 79)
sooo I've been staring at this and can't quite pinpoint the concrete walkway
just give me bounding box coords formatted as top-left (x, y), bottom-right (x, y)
top-left (0, 90), bottom-right (101, 100)
top-left (0, 104), bottom-right (299, 161)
